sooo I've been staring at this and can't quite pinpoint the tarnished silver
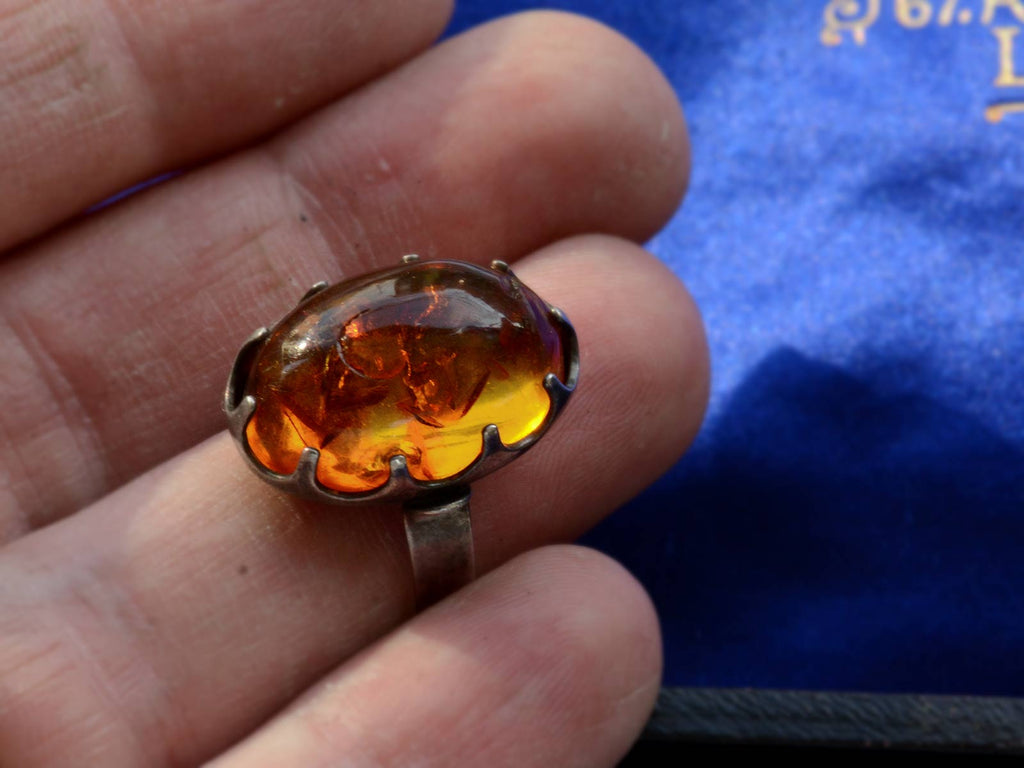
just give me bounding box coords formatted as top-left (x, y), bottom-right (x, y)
top-left (300, 281), bottom-right (329, 302)
top-left (224, 256), bottom-right (579, 608)
top-left (404, 488), bottom-right (474, 607)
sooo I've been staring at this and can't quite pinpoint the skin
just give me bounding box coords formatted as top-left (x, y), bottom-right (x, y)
top-left (0, 2), bottom-right (709, 766)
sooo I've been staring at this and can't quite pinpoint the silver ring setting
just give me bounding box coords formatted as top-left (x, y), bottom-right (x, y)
top-left (224, 255), bottom-right (579, 607)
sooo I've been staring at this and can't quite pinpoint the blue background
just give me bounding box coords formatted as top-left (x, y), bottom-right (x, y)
top-left (448, 1), bottom-right (1024, 695)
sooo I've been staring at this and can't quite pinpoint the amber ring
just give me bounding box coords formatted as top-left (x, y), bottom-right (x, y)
top-left (224, 255), bottom-right (579, 607)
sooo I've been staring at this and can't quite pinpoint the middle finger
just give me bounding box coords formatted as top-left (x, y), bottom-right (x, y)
top-left (0, 11), bottom-right (689, 534)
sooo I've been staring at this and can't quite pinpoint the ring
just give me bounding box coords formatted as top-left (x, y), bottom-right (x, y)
top-left (224, 255), bottom-right (579, 607)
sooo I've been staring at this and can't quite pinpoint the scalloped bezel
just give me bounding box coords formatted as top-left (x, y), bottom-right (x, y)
top-left (223, 260), bottom-right (579, 505)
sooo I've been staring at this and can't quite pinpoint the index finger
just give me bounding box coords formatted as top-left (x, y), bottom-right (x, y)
top-left (0, 0), bottom-right (452, 249)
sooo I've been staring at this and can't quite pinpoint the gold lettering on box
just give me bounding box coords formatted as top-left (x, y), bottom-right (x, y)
top-left (993, 26), bottom-right (1024, 84)
top-left (895, 0), bottom-right (933, 28)
top-left (982, 0), bottom-right (1024, 24)
top-left (821, 0), bottom-right (881, 45)
top-left (821, 1), bottom-right (1024, 120)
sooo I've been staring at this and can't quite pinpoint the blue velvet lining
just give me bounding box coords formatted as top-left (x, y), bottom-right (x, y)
top-left (448, 1), bottom-right (1024, 694)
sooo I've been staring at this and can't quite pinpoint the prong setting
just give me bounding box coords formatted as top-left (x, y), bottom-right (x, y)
top-left (224, 265), bottom-right (579, 506)
top-left (224, 328), bottom-right (268, 415)
top-left (548, 306), bottom-right (580, 391)
top-left (300, 281), bottom-right (329, 303)
top-left (292, 447), bottom-right (323, 496)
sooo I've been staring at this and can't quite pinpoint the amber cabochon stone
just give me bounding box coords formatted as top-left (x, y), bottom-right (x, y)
top-left (243, 261), bottom-right (566, 493)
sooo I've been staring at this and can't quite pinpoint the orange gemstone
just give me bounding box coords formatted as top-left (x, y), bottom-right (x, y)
top-left (243, 261), bottom-right (565, 493)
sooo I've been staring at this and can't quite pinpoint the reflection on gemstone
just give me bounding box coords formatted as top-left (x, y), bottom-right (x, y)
top-left (244, 260), bottom-right (565, 492)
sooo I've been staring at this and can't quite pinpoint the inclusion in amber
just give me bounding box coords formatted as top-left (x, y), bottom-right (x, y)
top-left (243, 260), bottom-right (566, 493)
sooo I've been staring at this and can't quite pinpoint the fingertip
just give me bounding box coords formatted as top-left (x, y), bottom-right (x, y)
top-left (473, 236), bottom-right (709, 561)
top-left (433, 545), bottom-right (662, 759)
top-left (483, 543), bottom-right (664, 710)
top-left (440, 9), bottom-right (691, 244)
top-left (517, 234), bottom-right (709, 460)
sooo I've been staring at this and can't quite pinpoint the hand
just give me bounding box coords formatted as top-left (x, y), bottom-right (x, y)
top-left (0, 2), bottom-right (708, 765)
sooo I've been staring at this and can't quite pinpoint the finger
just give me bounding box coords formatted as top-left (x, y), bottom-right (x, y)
top-left (0, 0), bottom-right (453, 249)
top-left (0, 238), bottom-right (707, 767)
top-left (208, 546), bottom-right (661, 768)
top-left (0, 10), bottom-right (690, 534)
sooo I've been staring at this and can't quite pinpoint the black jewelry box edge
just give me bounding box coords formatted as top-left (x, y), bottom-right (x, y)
top-left (622, 686), bottom-right (1024, 761)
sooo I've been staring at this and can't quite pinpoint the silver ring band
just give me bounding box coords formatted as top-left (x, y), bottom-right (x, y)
top-left (403, 488), bottom-right (475, 608)
top-left (224, 257), bottom-right (577, 612)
